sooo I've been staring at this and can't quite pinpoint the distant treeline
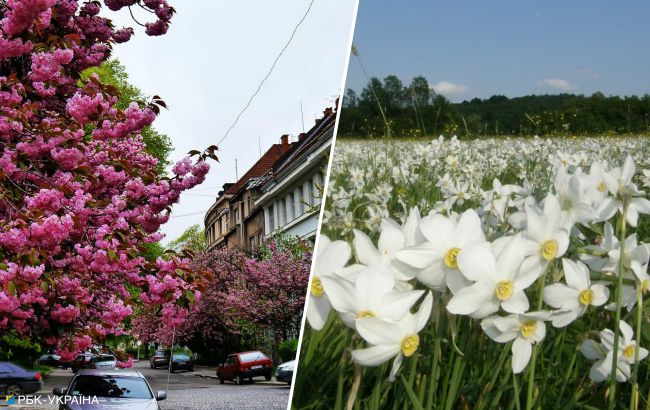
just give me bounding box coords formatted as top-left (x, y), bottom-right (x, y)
top-left (340, 75), bottom-right (650, 138)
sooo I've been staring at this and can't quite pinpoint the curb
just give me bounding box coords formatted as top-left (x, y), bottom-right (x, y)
top-left (192, 372), bottom-right (287, 386)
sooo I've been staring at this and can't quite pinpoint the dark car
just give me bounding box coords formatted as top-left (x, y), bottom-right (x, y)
top-left (170, 354), bottom-right (193, 373)
top-left (70, 353), bottom-right (94, 373)
top-left (216, 351), bottom-right (272, 385)
top-left (0, 362), bottom-right (43, 397)
top-left (275, 360), bottom-right (295, 385)
top-left (149, 350), bottom-right (170, 369)
top-left (37, 353), bottom-right (61, 367)
top-left (53, 369), bottom-right (166, 410)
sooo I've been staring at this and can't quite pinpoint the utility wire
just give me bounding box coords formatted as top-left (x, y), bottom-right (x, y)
top-left (216, 0), bottom-right (317, 146)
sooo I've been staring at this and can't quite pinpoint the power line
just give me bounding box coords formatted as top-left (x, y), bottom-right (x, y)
top-left (216, 0), bottom-right (317, 147)
top-left (169, 210), bottom-right (206, 219)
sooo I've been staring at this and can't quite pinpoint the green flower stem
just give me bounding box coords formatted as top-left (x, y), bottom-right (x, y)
top-left (609, 202), bottom-right (628, 410)
top-left (629, 283), bottom-right (643, 410)
top-left (526, 265), bottom-right (549, 410)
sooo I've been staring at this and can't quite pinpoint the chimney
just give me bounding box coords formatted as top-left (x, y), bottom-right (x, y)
top-left (298, 132), bottom-right (306, 141)
top-left (280, 134), bottom-right (289, 151)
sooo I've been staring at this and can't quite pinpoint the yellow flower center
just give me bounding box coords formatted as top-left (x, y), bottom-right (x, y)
top-left (495, 281), bottom-right (514, 301)
top-left (578, 289), bottom-right (594, 305)
top-left (401, 334), bottom-right (419, 357)
top-left (597, 182), bottom-right (607, 192)
top-left (623, 344), bottom-right (635, 360)
top-left (520, 320), bottom-right (537, 338)
top-left (642, 279), bottom-right (649, 294)
top-left (444, 247), bottom-right (461, 269)
top-left (356, 310), bottom-right (375, 319)
top-left (541, 239), bottom-right (559, 261)
top-left (311, 277), bottom-right (324, 297)
top-left (458, 192), bottom-right (465, 199)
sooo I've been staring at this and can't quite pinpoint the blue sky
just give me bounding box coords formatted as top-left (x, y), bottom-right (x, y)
top-left (346, 0), bottom-right (650, 101)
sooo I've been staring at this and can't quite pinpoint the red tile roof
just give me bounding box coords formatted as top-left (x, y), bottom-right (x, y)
top-left (225, 143), bottom-right (295, 195)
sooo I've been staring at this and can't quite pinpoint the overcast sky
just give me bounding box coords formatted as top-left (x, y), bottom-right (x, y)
top-left (107, 0), bottom-right (358, 242)
top-left (347, 0), bottom-right (650, 102)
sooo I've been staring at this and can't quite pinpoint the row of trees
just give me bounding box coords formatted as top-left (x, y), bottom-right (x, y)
top-left (133, 235), bottom-right (311, 364)
top-left (341, 75), bottom-right (650, 138)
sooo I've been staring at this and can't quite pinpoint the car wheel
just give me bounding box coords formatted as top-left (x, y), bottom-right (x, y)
top-left (189, 367), bottom-right (194, 372)
top-left (265, 373), bottom-right (272, 381)
top-left (219, 377), bottom-right (224, 385)
top-left (233, 375), bottom-right (241, 385)
top-left (6, 384), bottom-right (22, 396)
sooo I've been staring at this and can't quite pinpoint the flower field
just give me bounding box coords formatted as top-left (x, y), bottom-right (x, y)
top-left (293, 136), bottom-right (650, 409)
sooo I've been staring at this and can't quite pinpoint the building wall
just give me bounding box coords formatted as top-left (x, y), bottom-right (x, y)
top-left (262, 166), bottom-right (325, 241)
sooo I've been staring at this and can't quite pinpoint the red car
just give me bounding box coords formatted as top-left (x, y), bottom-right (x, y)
top-left (216, 351), bottom-right (272, 385)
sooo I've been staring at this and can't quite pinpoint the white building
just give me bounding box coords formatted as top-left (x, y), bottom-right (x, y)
top-left (256, 107), bottom-right (335, 241)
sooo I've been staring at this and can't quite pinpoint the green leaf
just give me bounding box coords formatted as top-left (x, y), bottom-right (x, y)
top-left (40, 281), bottom-right (49, 292)
top-left (108, 249), bottom-right (117, 261)
top-left (185, 290), bottom-right (195, 303)
top-left (7, 281), bottom-right (16, 296)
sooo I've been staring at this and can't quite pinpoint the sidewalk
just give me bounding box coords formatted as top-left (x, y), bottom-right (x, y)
top-left (192, 365), bottom-right (286, 386)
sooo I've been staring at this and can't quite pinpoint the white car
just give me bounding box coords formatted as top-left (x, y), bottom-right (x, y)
top-left (275, 360), bottom-right (295, 385)
top-left (91, 355), bottom-right (117, 370)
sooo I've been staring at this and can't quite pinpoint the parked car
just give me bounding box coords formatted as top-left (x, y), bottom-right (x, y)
top-left (71, 353), bottom-right (95, 373)
top-left (90, 354), bottom-right (117, 370)
top-left (216, 351), bottom-right (272, 385)
top-left (37, 353), bottom-right (61, 367)
top-left (276, 360), bottom-right (295, 385)
top-left (0, 362), bottom-right (42, 397)
top-left (53, 369), bottom-right (166, 409)
top-left (149, 349), bottom-right (170, 369)
top-left (170, 354), bottom-right (193, 373)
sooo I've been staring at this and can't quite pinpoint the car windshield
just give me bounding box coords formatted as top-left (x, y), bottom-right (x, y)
top-left (173, 354), bottom-right (190, 360)
top-left (68, 375), bottom-right (153, 399)
top-left (93, 355), bottom-right (115, 362)
top-left (239, 352), bottom-right (268, 363)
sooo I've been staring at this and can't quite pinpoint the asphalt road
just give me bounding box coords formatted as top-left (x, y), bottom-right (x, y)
top-left (6, 360), bottom-right (290, 410)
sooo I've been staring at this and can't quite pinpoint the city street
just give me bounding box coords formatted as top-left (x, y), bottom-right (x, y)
top-left (8, 361), bottom-right (290, 410)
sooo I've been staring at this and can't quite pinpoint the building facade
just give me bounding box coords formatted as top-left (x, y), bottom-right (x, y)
top-left (256, 107), bottom-right (335, 241)
top-left (204, 137), bottom-right (293, 252)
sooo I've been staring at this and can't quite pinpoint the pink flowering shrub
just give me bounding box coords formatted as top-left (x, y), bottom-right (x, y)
top-left (0, 1), bottom-right (214, 357)
top-left (133, 240), bottom-right (310, 348)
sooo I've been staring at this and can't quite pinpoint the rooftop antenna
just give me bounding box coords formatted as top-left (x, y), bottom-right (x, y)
top-left (258, 135), bottom-right (262, 158)
top-left (300, 102), bottom-right (305, 133)
top-left (235, 159), bottom-right (239, 182)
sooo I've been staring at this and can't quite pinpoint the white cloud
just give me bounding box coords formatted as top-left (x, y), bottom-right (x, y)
top-left (538, 78), bottom-right (575, 92)
top-left (432, 81), bottom-right (469, 95)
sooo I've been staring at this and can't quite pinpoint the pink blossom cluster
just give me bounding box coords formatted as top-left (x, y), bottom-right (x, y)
top-left (0, 0), bottom-right (211, 358)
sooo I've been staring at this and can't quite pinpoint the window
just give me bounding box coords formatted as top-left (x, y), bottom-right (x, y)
top-left (234, 207), bottom-right (240, 224)
top-left (294, 189), bottom-right (302, 216)
top-left (304, 181), bottom-right (313, 206)
top-left (268, 205), bottom-right (275, 230)
top-left (278, 199), bottom-right (285, 226)
top-left (285, 194), bottom-right (293, 222)
top-left (313, 173), bottom-right (323, 204)
top-left (225, 211), bottom-right (230, 228)
top-left (68, 375), bottom-right (153, 399)
top-left (247, 196), bottom-right (252, 215)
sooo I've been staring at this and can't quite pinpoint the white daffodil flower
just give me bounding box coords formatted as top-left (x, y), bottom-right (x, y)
top-left (603, 233), bottom-right (650, 282)
top-left (481, 311), bottom-right (550, 374)
top-left (520, 194), bottom-right (571, 278)
top-left (396, 209), bottom-right (487, 292)
top-left (580, 222), bottom-right (616, 272)
top-left (601, 155), bottom-right (650, 227)
top-left (447, 240), bottom-right (537, 319)
top-left (321, 269), bottom-right (424, 329)
top-left (543, 259), bottom-right (609, 327)
top-left (353, 219), bottom-right (415, 282)
top-left (306, 235), bottom-right (351, 330)
top-left (553, 167), bottom-right (596, 226)
top-left (581, 321), bottom-right (648, 383)
top-left (352, 292), bottom-right (433, 381)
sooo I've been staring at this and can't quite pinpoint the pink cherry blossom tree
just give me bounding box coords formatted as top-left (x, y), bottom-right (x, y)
top-left (0, 0), bottom-right (217, 360)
